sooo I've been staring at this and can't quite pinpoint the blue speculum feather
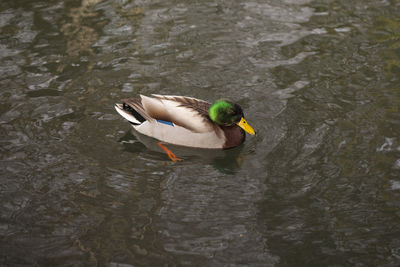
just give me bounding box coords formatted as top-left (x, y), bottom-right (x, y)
top-left (156, 120), bottom-right (174, 126)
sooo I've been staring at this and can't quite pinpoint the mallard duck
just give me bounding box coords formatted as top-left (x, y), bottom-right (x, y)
top-left (114, 94), bottom-right (255, 149)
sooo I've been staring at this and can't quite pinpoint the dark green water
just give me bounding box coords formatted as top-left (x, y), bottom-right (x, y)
top-left (1, 0), bottom-right (399, 266)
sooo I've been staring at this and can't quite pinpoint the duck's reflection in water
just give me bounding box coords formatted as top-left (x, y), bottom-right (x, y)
top-left (119, 129), bottom-right (246, 174)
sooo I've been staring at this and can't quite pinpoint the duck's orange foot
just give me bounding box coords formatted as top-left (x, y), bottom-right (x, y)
top-left (157, 142), bottom-right (182, 162)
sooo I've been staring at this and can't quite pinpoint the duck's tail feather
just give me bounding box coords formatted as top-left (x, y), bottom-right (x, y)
top-left (115, 97), bottom-right (152, 125)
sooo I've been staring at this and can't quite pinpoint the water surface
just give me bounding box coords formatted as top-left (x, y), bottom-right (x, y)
top-left (1, 0), bottom-right (399, 266)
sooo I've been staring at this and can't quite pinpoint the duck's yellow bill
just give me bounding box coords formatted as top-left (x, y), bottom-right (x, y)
top-left (237, 117), bottom-right (256, 135)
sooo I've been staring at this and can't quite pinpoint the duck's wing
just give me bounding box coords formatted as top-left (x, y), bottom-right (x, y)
top-left (151, 95), bottom-right (210, 118)
top-left (139, 94), bottom-right (216, 133)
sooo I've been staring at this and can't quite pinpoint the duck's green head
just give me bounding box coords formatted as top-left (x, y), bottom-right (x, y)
top-left (209, 100), bottom-right (256, 135)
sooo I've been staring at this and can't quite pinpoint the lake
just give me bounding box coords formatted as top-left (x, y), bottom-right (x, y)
top-left (1, 0), bottom-right (399, 266)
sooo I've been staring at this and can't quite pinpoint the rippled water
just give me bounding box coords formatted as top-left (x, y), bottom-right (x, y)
top-left (1, 0), bottom-right (399, 266)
